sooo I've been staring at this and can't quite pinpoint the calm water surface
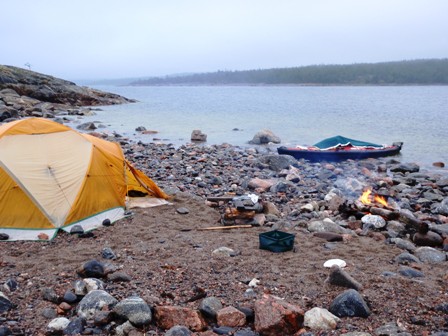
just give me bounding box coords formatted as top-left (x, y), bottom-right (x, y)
top-left (81, 85), bottom-right (448, 168)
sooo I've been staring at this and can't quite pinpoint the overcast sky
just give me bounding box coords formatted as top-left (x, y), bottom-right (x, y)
top-left (1, 0), bottom-right (447, 80)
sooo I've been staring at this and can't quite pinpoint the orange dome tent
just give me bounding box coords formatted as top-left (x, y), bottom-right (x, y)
top-left (0, 118), bottom-right (168, 241)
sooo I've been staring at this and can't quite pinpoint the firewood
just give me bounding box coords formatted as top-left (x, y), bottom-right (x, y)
top-left (370, 207), bottom-right (400, 220)
top-left (224, 208), bottom-right (255, 219)
top-left (198, 225), bottom-right (253, 230)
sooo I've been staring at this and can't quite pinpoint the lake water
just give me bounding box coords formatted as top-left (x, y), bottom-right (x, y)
top-left (81, 85), bottom-right (448, 168)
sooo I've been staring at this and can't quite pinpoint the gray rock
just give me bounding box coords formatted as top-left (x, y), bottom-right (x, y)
top-left (394, 252), bottom-right (420, 265)
top-left (112, 296), bottom-right (152, 327)
top-left (326, 265), bottom-right (363, 290)
top-left (73, 280), bottom-right (87, 296)
top-left (107, 272), bottom-right (132, 282)
top-left (398, 266), bottom-right (425, 278)
top-left (77, 122), bottom-right (97, 131)
top-left (374, 321), bottom-right (412, 336)
top-left (431, 223), bottom-right (448, 236)
top-left (191, 129), bottom-right (207, 142)
top-left (381, 271), bottom-right (398, 277)
top-left (101, 247), bottom-right (117, 260)
top-left (390, 163), bottom-right (420, 173)
top-left (389, 238), bottom-right (416, 252)
top-left (63, 291), bottom-right (78, 304)
top-left (436, 178), bottom-right (448, 188)
top-left (176, 207), bottom-right (190, 214)
top-left (165, 325), bottom-right (192, 336)
top-left (70, 225), bottom-right (84, 234)
top-left (386, 221), bottom-right (406, 235)
top-left (0, 291), bottom-right (13, 313)
top-left (213, 326), bottom-right (235, 335)
top-left (41, 307), bottom-right (57, 319)
top-left (257, 155), bottom-right (297, 171)
top-left (436, 198), bottom-right (448, 215)
top-left (329, 289), bottom-right (371, 318)
top-left (423, 191), bottom-right (443, 202)
top-left (199, 296), bottom-right (223, 319)
top-left (249, 129), bottom-right (281, 144)
top-left (234, 328), bottom-right (258, 336)
top-left (115, 320), bottom-right (138, 336)
top-left (414, 246), bottom-right (447, 263)
top-left (76, 290), bottom-right (118, 319)
top-left (42, 287), bottom-right (59, 304)
top-left (63, 317), bottom-right (86, 335)
top-left (77, 260), bottom-right (105, 278)
top-left (308, 219), bottom-right (349, 234)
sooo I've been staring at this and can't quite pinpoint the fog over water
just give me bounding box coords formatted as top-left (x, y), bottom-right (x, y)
top-left (1, 1), bottom-right (447, 80)
top-left (74, 85), bottom-right (448, 169)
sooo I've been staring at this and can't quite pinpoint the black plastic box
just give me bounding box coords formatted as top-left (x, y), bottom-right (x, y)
top-left (259, 230), bottom-right (295, 253)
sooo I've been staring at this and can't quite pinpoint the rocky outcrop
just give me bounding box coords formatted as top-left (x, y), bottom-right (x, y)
top-left (0, 65), bottom-right (135, 122)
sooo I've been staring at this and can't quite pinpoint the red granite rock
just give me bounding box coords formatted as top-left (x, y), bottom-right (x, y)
top-left (216, 306), bottom-right (246, 327)
top-left (254, 294), bottom-right (304, 336)
top-left (154, 306), bottom-right (207, 332)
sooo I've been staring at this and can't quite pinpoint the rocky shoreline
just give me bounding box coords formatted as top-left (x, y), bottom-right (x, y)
top-left (1, 66), bottom-right (447, 335)
top-left (1, 138), bottom-right (447, 335)
top-left (0, 65), bottom-right (135, 122)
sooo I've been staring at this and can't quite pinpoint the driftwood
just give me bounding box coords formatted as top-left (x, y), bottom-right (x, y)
top-left (370, 207), bottom-right (400, 220)
top-left (206, 196), bottom-right (234, 202)
top-left (198, 225), bottom-right (253, 231)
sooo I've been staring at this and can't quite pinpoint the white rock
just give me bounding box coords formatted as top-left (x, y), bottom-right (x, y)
top-left (47, 317), bottom-right (70, 332)
top-left (212, 247), bottom-right (236, 257)
top-left (301, 203), bottom-right (315, 212)
top-left (361, 214), bottom-right (386, 229)
top-left (304, 307), bottom-right (340, 330)
top-left (248, 278), bottom-right (260, 288)
top-left (323, 259), bottom-right (347, 268)
top-left (84, 278), bottom-right (105, 292)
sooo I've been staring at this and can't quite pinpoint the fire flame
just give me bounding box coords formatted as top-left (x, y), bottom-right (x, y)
top-left (359, 189), bottom-right (388, 207)
top-left (374, 194), bottom-right (388, 207)
top-left (360, 189), bottom-right (372, 204)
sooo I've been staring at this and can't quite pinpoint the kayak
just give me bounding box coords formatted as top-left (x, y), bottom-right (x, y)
top-left (277, 135), bottom-right (403, 162)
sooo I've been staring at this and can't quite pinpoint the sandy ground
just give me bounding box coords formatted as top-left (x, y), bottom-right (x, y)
top-left (1, 192), bottom-right (447, 335)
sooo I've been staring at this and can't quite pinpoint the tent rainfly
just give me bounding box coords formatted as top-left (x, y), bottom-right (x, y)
top-left (0, 118), bottom-right (169, 241)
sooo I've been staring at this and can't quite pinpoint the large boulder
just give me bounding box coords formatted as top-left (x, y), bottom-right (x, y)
top-left (249, 129), bottom-right (281, 144)
top-left (257, 154), bottom-right (298, 171)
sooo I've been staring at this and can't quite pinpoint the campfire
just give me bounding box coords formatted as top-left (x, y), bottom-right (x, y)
top-left (359, 189), bottom-right (389, 208)
top-left (339, 188), bottom-right (399, 221)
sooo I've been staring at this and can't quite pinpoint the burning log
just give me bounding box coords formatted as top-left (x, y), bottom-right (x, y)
top-left (224, 208), bottom-right (255, 220)
top-left (339, 188), bottom-right (398, 220)
top-left (338, 200), bottom-right (367, 220)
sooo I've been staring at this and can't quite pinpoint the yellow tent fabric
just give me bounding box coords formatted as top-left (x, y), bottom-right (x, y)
top-left (0, 118), bottom-right (168, 241)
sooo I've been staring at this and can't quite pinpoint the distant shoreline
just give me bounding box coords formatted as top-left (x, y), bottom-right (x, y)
top-left (126, 83), bottom-right (448, 87)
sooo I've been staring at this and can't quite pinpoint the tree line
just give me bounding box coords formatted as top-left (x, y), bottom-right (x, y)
top-left (131, 59), bottom-right (448, 86)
